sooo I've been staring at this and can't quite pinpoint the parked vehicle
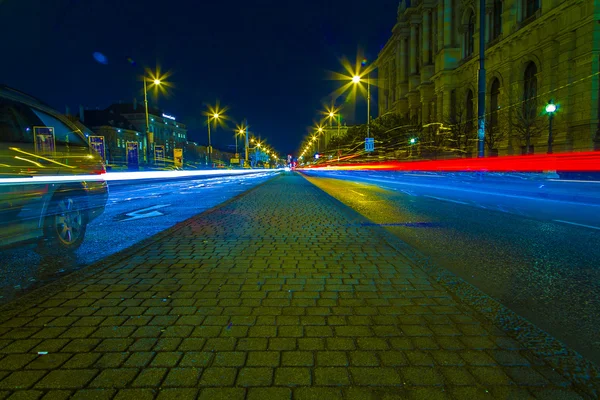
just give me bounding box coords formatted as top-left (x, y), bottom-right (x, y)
top-left (0, 85), bottom-right (108, 254)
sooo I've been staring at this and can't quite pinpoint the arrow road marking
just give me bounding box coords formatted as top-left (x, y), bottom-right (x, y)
top-left (120, 204), bottom-right (170, 222)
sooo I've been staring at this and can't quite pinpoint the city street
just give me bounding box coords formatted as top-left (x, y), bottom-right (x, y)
top-left (302, 171), bottom-right (600, 365)
top-left (0, 173), bottom-right (596, 399)
top-left (0, 172), bottom-right (277, 305)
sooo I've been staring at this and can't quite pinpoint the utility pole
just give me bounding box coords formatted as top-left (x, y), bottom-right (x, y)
top-left (477, 0), bottom-right (486, 158)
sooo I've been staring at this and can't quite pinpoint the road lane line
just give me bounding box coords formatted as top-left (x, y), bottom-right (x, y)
top-left (553, 220), bottom-right (600, 231)
top-left (424, 195), bottom-right (469, 205)
top-left (350, 190), bottom-right (366, 197)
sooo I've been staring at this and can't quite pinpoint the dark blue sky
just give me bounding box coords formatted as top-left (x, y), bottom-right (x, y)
top-left (1, 0), bottom-right (397, 154)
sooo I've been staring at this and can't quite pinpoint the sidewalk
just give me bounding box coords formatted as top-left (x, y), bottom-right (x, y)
top-left (0, 173), bottom-right (594, 399)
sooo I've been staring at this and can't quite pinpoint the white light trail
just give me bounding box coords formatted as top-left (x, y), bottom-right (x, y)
top-left (0, 169), bottom-right (283, 186)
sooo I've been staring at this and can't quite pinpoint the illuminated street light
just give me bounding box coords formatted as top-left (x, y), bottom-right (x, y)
top-left (205, 104), bottom-right (228, 166)
top-left (143, 69), bottom-right (170, 164)
top-left (546, 100), bottom-right (557, 154)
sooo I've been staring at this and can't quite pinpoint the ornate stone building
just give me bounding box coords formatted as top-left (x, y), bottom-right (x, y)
top-left (376, 0), bottom-right (600, 154)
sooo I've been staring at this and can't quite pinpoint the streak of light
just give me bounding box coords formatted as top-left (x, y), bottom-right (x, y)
top-left (0, 169), bottom-right (282, 186)
top-left (299, 151), bottom-right (600, 172)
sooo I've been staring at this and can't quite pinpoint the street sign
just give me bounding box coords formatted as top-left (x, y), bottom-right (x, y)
top-left (126, 141), bottom-right (139, 167)
top-left (174, 148), bottom-right (183, 167)
top-left (34, 126), bottom-right (55, 154)
top-left (230, 158), bottom-right (240, 164)
top-left (154, 145), bottom-right (165, 165)
top-left (365, 137), bottom-right (374, 152)
top-left (89, 136), bottom-right (105, 160)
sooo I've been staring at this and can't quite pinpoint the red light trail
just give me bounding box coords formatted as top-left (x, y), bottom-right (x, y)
top-left (299, 151), bottom-right (600, 172)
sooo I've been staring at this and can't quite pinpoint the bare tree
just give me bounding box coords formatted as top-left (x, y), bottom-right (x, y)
top-left (484, 108), bottom-right (509, 156)
top-left (443, 90), bottom-right (478, 157)
top-left (511, 95), bottom-right (545, 154)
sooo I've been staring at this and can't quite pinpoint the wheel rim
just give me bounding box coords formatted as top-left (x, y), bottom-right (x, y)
top-left (54, 197), bottom-right (83, 245)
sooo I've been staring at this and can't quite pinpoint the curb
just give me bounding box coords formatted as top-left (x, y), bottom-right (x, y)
top-left (299, 172), bottom-right (600, 399)
top-left (0, 174), bottom-right (281, 323)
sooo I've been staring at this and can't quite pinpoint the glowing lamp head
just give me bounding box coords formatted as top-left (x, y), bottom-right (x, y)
top-left (153, 79), bottom-right (161, 85)
top-left (213, 113), bottom-right (219, 119)
top-left (352, 75), bottom-right (361, 84)
top-left (318, 127), bottom-right (323, 133)
top-left (329, 112), bottom-right (334, 117)
top-left (546, 103), bottom-right (557, 113)
top-left (410, 138), bottom-right (417, 144)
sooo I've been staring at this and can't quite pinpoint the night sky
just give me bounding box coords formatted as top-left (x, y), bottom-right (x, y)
top-left (1, 0), bottom-right (397, 155)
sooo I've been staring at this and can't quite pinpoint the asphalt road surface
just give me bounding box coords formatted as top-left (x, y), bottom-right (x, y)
top-left (303, 170), bottom-right (600, 365)
top-left (0, 172), bottom-right (277, 305)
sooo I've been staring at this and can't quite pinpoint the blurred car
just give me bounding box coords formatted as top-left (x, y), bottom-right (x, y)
top-left (0, 85), bottom-right (108, 254)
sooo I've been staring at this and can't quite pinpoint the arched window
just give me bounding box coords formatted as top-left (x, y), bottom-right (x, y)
top-left (491, 0), bottom-right (502, 40)
top-left (466, 89), bottom-right (474, 134)
top-left (523, 0), bottom-right (539, 20)
top-left (490, 78), bottom-right (500, 131)
top-left (523, 62), bottom-right (537, 120)
top-left (465, 11), bottom-right (475, 57)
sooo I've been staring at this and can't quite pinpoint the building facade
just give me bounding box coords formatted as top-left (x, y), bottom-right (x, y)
top-left (107, 101), bottom-right (188, 159)
top-left (376, 0), bottom-right (600, 155)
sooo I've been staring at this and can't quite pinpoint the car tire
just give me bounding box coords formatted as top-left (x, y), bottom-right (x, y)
top-left (37, 191), bottom-right (88, 254)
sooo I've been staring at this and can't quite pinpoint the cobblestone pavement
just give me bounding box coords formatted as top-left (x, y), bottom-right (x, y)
top-left (0, 173), bottom-right (592, 399)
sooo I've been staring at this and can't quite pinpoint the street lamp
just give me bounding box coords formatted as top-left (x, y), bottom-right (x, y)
top-left (546, 100), bottom-right (557, 154)
top-left (352, 74), bottom-right (371, 139)
top-left (144, 78), bottom-right (161, 164)
top-left (205, 104), bottom-right (227, 166)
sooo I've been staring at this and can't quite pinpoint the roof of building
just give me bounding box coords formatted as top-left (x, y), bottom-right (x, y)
top-left (106, 102), bottom-right (162, 117)
top-left (83, 109), bottom-right (139, 131)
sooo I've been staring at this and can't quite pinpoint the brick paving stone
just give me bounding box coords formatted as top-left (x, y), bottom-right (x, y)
top-left (131, 368), bottom-right (166, 387)
top-left (70, 389), bottom-right (116, 400)
top-left (163, 368), bottom-right (202, 387)
top-left (198, 388), bottom-right (246, 400)
top-left (247, 387), bottom-right (291, 400)
top-left (236, 367), bottom-right (273, 387)
top-left (39, 390), bottom-right (71, 400)
top-left (155, 388), bottom-right (198, 400)
top-left (274, 367), bottom-right (311, 386)
top-left (34, 370), bottom-right (97, 389)
top-left (113, 389), bottom-right (156, 400)
top-left (88, 368), bottom-right (138, 388)
top-left (0, 370), bottom-right (46, 390)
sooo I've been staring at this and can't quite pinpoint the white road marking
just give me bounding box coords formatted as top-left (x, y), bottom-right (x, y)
top-left (547, 179), bottom-right (600, 184)
top-left (553, 220), bottom-right (600, 231)
top-left (350, 190), bottom-right (366, 197)
top-left (424, 195), bottom-right (469, 205)
top-left (120, 204), bottom-right (170, 221)
top-left (400, 190), bottom-right (417, 197)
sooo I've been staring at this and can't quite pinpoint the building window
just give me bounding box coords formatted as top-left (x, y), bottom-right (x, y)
top-left (491, 0), bottom-right (502, 40)
top-left (523, 0), bottom-right (539, 20)
top-left (490, 78), bottom-right (500, 131)
top-left (464, 11), bottom-right (475, 58)
top-left (523, 62), bottom-right (537, 120)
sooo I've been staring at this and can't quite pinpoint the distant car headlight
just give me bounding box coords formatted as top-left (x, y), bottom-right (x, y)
top-left (284, 167), bottom-right (291, 172)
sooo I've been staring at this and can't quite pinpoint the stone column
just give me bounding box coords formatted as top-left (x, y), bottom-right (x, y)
top-left (423, 10), bottom-right (431, 65)
top-left (410, 24), bottom-right (418, 75)
top-left (400, 37), bottom-right (408, 82)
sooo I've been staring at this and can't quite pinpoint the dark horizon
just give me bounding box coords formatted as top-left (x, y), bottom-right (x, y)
top-left (0, 0), bottom-right (397, 155)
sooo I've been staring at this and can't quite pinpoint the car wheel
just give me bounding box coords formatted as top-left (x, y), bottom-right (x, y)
top-left (38, 192), bottom-right (88, 254)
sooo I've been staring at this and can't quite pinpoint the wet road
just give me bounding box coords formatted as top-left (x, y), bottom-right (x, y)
top-left (0, 172), bottom-right (277, 304)
top-left (303, 171), bottom-right (600, 365)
